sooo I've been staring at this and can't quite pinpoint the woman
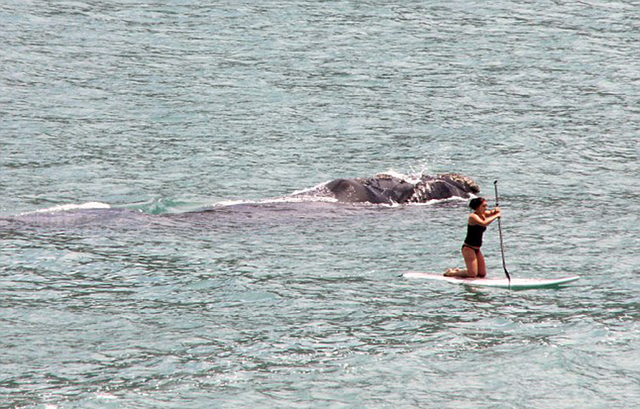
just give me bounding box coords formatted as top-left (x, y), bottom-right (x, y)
top-left (445, 197), bottom-right (501, 278)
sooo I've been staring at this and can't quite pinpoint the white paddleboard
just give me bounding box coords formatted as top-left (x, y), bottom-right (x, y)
top-left (403, 272), bottom-right (580, 290)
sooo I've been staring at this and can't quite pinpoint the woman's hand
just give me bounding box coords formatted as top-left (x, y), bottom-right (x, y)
top-left (486, 206), bottom-right (500, 217)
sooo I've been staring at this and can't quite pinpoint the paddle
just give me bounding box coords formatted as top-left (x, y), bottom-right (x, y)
top-left (494, 180), bottom-right (511, 286)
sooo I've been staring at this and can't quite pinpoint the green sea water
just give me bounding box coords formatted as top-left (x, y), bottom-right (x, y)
top-left (1, 1), bottom-right (639, 408)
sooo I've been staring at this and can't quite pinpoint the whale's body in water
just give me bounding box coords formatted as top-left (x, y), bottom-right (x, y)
top-left (2, 172), bottom-right (480, 229)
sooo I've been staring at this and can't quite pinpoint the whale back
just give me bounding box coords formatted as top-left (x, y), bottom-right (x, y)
top-left (408, 174), bottom-right (479, 203)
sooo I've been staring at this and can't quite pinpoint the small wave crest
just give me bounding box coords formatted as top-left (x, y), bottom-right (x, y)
top-left (373, 169), bottom-right (423, 184)
top-left (211, 180), bottom-right (339, 208)
top-left (407, 196), bottom-right (470, 206)
top-left (212, 195), bottom-right (338, 208)
top-left (123, 198), bottom-right (208, 215)
top-left (18, 202), bottom-right (111, 216)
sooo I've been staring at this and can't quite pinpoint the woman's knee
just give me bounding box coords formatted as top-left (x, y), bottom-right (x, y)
top-left (464, 261), bottom-right (478, 277)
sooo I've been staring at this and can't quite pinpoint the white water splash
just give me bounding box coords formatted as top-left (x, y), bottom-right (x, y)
top-left (19, 202), bottom-right (111, 216)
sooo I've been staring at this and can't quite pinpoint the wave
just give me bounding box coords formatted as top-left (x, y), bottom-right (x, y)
top-left (18, 202), bottom-right (111, 216)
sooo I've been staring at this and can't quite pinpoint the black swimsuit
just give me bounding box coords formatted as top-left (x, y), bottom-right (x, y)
top-left (463, 223), bottom-right (486, 254)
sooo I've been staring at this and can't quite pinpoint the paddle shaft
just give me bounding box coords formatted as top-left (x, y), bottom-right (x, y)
top-left (494, 181), bottom-right (511, 283)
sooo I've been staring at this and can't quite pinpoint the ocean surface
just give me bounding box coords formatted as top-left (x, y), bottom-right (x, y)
top-left (1, 1), bottom-right (639, 408)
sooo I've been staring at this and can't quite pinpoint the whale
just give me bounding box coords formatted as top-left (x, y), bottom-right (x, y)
top-left (314, 173), bottom-right (479, 204)
top-left (1, 172), bottom-right (480, 230)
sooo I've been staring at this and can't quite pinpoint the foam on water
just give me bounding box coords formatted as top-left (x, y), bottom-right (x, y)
top-left (18, 202), bottom-right (111, 216)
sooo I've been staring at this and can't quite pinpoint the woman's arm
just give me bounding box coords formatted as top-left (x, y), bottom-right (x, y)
top-left (485, 206), bottom-right (501, 217)
top-left (469, 208), bottom-right (501, 226)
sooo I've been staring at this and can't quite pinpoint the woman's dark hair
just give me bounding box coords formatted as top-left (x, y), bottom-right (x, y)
top-left (469, 197), bottom-right (486, 210)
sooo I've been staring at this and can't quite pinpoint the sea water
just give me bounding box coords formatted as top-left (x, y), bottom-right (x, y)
top-left (1, 1), bottom-right (639, 408)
